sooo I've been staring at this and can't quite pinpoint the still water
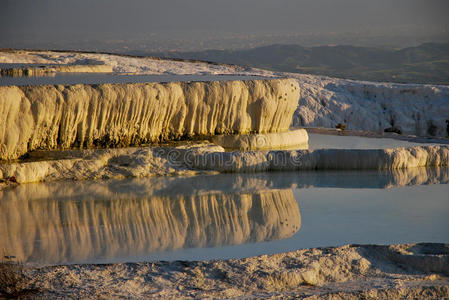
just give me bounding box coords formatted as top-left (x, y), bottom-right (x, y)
top-left (0, 73), bottom-right (269, 86)
top-left (1, 168), bottom-right (448, 266)
top-left (308, 133), bottom-right (440, 149)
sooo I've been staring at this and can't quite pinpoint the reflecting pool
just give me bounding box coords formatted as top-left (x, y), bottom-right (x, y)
top-left (0, 73), bottom-right (269, 86)
top-left (308, 133), bottom-right (440, 149)
top-left (1, 167), bottom-right (448, 265)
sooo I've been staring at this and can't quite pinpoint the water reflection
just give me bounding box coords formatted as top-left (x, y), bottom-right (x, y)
top-left (0, 178), bottom-right (300, 265)
top-left (307, 133), bottom-right (440, 150)
top-left (0, 167), bottom-right (447, 265)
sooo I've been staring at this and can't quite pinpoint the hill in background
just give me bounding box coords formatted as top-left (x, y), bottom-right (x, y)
top-left (137, 43), bottom-right (449, 85)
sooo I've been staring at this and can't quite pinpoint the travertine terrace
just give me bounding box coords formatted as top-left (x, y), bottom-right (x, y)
top-left (1, 50), bottom-right (449, 300)
top-left (0, 78), bottom-right (299, 160)
top-left (1, 143), bottom-right (448, 184)
top-left (212, 128), bottom-right (308, 150)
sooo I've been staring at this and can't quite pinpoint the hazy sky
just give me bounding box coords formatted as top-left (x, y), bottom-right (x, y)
top-left (1, 0), bottom-right (448, 50)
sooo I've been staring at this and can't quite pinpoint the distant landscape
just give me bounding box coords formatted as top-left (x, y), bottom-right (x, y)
top-left (141, 43), bottom-right (449, 85)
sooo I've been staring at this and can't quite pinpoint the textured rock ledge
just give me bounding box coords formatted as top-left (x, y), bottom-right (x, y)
top-left (0, 144), bottom-right (448, 184)
top-left (3, 243), bottom-right (448, 299)
top-left (189, 145), bottom-right (449, 173)
top-left (0, 78), bottom-right (299, 160)
top-left (0, 64), bottom-right (113, 76)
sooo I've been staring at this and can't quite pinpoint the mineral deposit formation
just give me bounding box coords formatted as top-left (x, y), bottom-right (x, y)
top-left (0, 78), bottom-right (299, 160)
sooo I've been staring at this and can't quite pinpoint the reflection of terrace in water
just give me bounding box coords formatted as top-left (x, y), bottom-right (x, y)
top-left (1, 167), bottom-right (447, 266)
top-left (0, 179), bottom-right (300, 265)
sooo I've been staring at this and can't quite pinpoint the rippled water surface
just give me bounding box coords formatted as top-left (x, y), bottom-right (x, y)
top-left (1, 167), bottom-right (448, 266)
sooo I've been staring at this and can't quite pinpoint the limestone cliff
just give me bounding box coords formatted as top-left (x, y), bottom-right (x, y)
top-left (0, 78), bottom-right (300, 160)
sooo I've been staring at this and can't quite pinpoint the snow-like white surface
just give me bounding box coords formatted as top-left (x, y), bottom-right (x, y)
top-left (0, 50), bottom-right (270, 76)
top-left (287, 73), bottom-right (449, 137)
top-left (2, 50), bottom-right (447, 137)
top-left (15, 243), bottom-right (449, 299)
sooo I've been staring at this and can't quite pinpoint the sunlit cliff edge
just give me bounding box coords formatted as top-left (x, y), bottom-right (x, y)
top-left (0, 79), bottom-right (299, 160)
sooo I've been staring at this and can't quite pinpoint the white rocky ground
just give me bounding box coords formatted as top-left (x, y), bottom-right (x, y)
top-left (1, 142), bottom-right (448, 184)
top-left (2, 49), bottom-right (449, 137)
top-left (1, 243), bottom-right (448, 299)
top-left (0, 50), bottom-right (260, 76)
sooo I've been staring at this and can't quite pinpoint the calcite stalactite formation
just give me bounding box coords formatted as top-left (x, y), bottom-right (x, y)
top-left (0, 78), bottom-right (300, 160)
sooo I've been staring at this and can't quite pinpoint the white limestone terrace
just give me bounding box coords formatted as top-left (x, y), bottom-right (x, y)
top-left (1, 51), bottom-right (449, 299)
top-left (0, 78), bottom-right (300, 160)
top-left (0, 62), bottom-right (113, 77)
top-left (1, 143), bottom-right (448, 184)
top-left (1, 49), bottom-right (449, 137)
top-left (212, 129), bottom-right (309, 150)
top-left (0, 50), bottom-right (266, 76)
top-left (0, 50), bottom-right (448, 185)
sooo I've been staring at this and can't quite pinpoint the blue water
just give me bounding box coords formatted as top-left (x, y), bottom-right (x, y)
top-left (308, 133), bottom-right (441, 149)
top-left (1, 168), bottom-right (448, 265)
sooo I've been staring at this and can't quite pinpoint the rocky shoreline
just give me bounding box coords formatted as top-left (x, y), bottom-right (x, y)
top-left (2, 243), bottom-right (448, 299)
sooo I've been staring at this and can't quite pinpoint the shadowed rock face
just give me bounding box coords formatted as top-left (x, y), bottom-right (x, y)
top-left (0, 180), bottom-right (300, 265)
top-left (0, 78), bottom-right (299, 160)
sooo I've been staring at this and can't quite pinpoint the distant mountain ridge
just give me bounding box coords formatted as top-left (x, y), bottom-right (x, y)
top-left (138, 43), bottom-right (449, 85)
